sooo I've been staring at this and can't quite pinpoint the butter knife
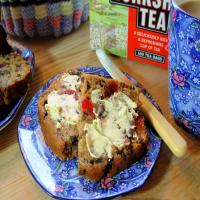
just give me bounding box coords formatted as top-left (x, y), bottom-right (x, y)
top-left (96, 48), bottom-right (187, 157)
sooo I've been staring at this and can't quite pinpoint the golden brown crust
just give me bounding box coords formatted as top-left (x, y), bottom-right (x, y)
top-left (38, 79), bottom-right (67, 160)
top-left (38, 72), bottom-right (80, 160)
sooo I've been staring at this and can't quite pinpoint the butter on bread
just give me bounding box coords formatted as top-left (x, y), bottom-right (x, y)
top-left (38, 71), bottom-right (81, 160)
top-left (38, 71), bottom-right (148, 181)
top-left (78, 73), bottom-right (148, 181)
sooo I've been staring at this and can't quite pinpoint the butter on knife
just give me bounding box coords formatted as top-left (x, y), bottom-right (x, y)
top-left (96, 48), bottom-right (187, 157)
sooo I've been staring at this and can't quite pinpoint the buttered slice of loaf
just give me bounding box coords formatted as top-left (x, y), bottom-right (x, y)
top-left (38, 71), bottom-right (81, 160)
top-left (0, 52), bottom-right (32, 105)
top-left (38, 71), bottom-right (148, 181)
top-left (78, 73), bottom-right (148, 181)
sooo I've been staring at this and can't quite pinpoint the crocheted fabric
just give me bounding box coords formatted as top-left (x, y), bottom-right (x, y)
top-left (0, 0), bottom-right (89, 37)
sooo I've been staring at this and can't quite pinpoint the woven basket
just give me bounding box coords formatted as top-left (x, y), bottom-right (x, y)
top-left (0, 0), bottom-right (89, 38)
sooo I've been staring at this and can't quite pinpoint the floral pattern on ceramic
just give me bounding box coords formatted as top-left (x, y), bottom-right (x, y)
top-left (169, 3), bottom-right (200, 135)
top-left (18, 67), bottom-right (162, 199)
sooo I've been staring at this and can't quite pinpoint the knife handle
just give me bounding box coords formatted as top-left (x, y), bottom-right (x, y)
top-left (139, 93), bottom-right (187, 157)
top-left (123, 76), bottom-right (187, 157)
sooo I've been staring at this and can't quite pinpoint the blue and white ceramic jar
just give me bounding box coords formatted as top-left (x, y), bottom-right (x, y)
top-left (169, 0), bottom-right (200, 135)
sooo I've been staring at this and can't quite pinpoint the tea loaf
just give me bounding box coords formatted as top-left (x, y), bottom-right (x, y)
top-left (78, 73), bottom-right (148, 181)
top-left (0, 52), bottom-right (32, 105)
top-left (38, 71), bottom-right (82, 160)
top-left (38, 71), bottom-right (148, 181)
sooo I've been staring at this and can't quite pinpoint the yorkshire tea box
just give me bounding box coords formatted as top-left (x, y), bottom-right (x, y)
top-left (90, 0), bottom-right (170, 68)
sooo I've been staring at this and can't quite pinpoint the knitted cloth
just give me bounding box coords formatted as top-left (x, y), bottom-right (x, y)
top-left (0, 0), bottom-right (89, 37)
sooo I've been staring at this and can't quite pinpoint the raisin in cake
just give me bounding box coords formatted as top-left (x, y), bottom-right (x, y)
top-left (38, 71), bottom-right (81, 160)
top-left (78, 73), bottom-right (148, 181)
top-left (0, 52), bottom-right (32, 105)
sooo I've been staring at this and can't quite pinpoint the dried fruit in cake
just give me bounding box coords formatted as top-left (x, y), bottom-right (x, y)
top-left (0, 52), bottom-right (32, 105)
top-left (38, 71), bottom-right (148, 181)
top-left (78, 73), bottom-right (148, 181)
top-left (38, 71), bottom-right (82, 160)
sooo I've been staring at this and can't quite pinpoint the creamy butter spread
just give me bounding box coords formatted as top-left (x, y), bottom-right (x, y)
top-left (91, 89), bottom-right (101, 103)
top-left (45, 74), bottom-right (80, 128)
top-left (85, 119), bottom-right (113, 159)
top-left (61, 73), bottom-right (80, 90)
top-left (85, 90), bottom-right (138, 158)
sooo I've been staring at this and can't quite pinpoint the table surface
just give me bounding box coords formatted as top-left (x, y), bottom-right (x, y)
top-left (0, 21), bottom-right (200, 200)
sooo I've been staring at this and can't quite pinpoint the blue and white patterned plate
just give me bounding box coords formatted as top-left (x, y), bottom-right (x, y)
top-left (0, 47), bottom-right (35, 131)
top-left (18, 67), bottom-right (162, 200)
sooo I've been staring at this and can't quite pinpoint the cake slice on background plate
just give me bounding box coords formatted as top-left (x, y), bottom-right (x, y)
top-left (0, 52), bottom-right (32, 106)
top-left (0, 25), bottom-right (32, 106)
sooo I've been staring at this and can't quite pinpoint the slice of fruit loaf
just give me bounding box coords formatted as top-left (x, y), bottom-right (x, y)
top-left (0, 52), bottom-right (32, 105)
top-left (38, 71), bottom-right (81, 160)
top-left (78, 73), bottom-right (148, 181)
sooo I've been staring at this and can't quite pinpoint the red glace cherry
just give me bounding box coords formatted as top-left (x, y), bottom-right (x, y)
top-left (104, 80), bottom-right (119, 98)
top-left (63, 89), bottom-right (76, 95)
top-left (63, 89), bottom-right (79, 100)
top-left (81, 98), bottom-right (94, 116)
top-left (135, 115), bottom-right (145, 130)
